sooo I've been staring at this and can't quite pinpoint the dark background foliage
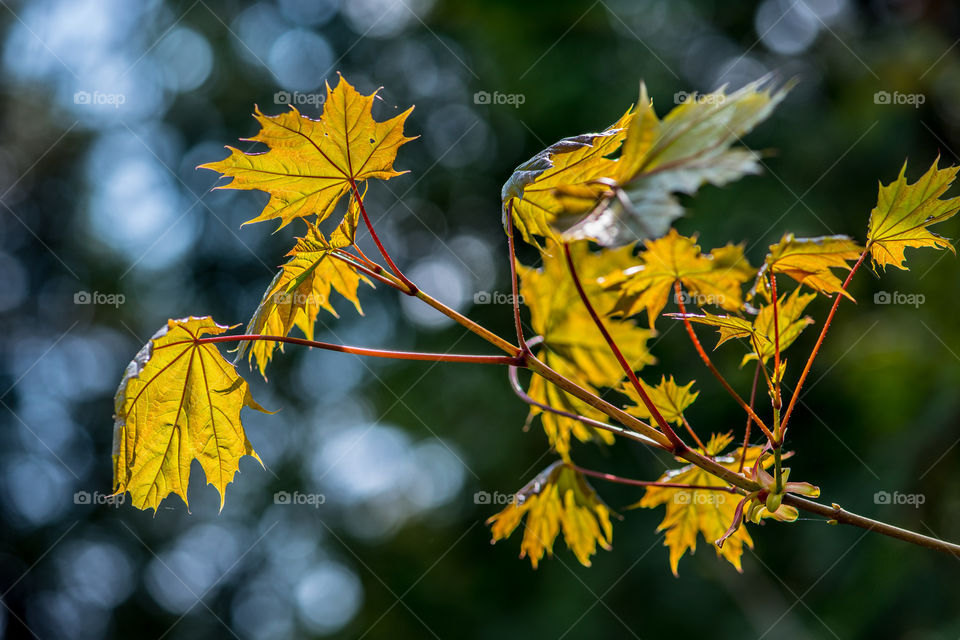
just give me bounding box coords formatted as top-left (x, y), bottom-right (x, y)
top-left (1, 0), bottom-right (959, 638)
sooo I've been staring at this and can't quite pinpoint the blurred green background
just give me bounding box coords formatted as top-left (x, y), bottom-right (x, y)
top-left (1, 0), bottom-right (959, 638)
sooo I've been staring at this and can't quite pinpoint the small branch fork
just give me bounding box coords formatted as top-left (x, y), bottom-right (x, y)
top-left (228, 188), bottom-right (958, 557)
top-left (779, 249), bottom-right (869, 436)
top-left (673, 281), bottom-right (776, 443)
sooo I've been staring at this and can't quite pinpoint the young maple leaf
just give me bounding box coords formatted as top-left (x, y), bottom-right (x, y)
top-left (519, 241), bottom-right (652, 456)
top-left (673, 287), bottom-right (815, 367)
top-left (621, 375), bottom-right (698, 425)
top-left (633, 433), bottom-right (771, 575)
top-left (752, 233), bottom-right (863, 301)
top-left (867, 158), bottom-right (960, 270)
top-left (600, 229), bottom-right (754, 328)
top-left (487, 461), bottom-right (614, 568)
top-left (199, 74), bottom-right (416, 230)
top-left (237, 194), bottom-right (372, 378)
top-left (113, 317), bottom-right (271, 511)
top-left (503, 78), bottom-right (788, 249)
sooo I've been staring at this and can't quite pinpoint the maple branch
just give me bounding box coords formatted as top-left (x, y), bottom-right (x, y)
top-left (198, 334), bottom-right (522, 365)
top-left (770, 273), bottom-right (782, 411)
top-left (507, 365), bottom-right (666, 449)
top-left (570, 464), bottom-right (739, 492)
top-left (351, 244), bottom-right (377, 268)
top-left (350, 179), bottom-right (418, 295)
top-left (504, 202), bottom-right (529, 354)
top-left (738, 361), bottom-right (761, 474)
top-left (562, 243), bottom-right (687, 452)
top-left (331, 250), bottom-right (404, 289)
top-left (783, 495), bottom-right (960, 558)
top-left (524, 354), bottom-right (673, 449)
top-left (780, 248), bottom-right (869, 435)
top-left (525, 353), bottom-right (960, 558)
top-left (330, 251), bottom-right (520, 356)
top-left (680, 416), bottom-right (707, 451)
top-left (673, 281), bottom-right (776, 443)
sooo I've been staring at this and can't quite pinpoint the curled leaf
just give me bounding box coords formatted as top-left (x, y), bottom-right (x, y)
top-left (502, 111), bottom-right (632, 247)
top-left (504, 78), bottom-right (788, 249)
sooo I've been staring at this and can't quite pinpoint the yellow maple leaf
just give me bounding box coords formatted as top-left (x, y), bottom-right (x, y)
top-left (601, 229), bottom-right (754, 327)
top-left (622, 375), bottom-right (698, 425)
top-left (238, 194), bottom-right (372, 378)
top-left (633, 433), bottom-right (770, 575)
top-left (113, 317), bottom-right (270, 511)
top-left (487, 462), bottom-right (614, 568)
top-left (199, 74), bottom-right (415, 230)
top-left (755, 233), bottom-right (863, 300)
top-left (519, 241), bottom-right (653, 455)
top-left (677, 287), bottom-right (815, 367)
top-left (743, 288), bottom-right (815, 366)
top-left (867, 158), bottom-right (960, 270)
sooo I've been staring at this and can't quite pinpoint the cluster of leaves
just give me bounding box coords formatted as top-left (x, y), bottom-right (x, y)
top-left (110, 74), bottom-right (960, 575)
top-left (112, 76), bottom-right (414, 510)
top-left (490, 82), bottom-right (960, 571)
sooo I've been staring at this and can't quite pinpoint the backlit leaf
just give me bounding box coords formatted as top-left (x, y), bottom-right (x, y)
top-left (601, 229), bottom-right (754, 327)
top-left (238, 198), bottom-right (373, 378)
top-left (743, 288), bottom-right (816, 366)
top-left (487, 462), bottom-right (614, 568)
top-left (754, 233), bottom-right (863, 300)
top-left (622, 375), bottom-right (698, 425)
top-left (674, 287), bottom-right (815, 367)
top-left (113, 317), bottom-right (270, 512)
top-left (200, 74), bottom-right (415, 230)
top-left (632, 433), bottom-right (771, 575)
top-left (867, 158), bottom-right (960, 270)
